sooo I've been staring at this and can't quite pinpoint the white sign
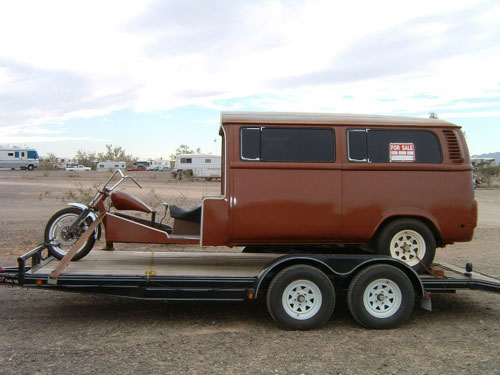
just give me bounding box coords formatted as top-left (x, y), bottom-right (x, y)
top-left (390, 143), bottom-right (415, 162)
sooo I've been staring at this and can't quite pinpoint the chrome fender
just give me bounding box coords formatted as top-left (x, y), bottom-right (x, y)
top-left (67, 203), bottom-right (101, 240)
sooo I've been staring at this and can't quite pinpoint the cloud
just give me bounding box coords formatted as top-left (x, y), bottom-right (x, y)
top-left (273, 3), bottom-right (500, 89)
top-left (0, 121), bottom-right (99, 145)
top-left (0, 60), bottom-right (88, 125)
top-left (0, 135), bottom-right (93, 143)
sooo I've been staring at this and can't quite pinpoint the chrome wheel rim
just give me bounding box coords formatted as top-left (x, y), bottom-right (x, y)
top-left (389, 230), bottom-right (426, 267)
top-left (363, 279), bottom-right (402, 318)
top-left (282, 279), bottom-right (322, 320)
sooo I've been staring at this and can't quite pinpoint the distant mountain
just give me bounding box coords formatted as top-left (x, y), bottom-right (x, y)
top-left (471, 152), bottom-right (500, 165)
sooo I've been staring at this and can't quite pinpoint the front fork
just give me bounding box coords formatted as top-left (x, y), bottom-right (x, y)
top-left (66, 203), bottom-right (102, 241)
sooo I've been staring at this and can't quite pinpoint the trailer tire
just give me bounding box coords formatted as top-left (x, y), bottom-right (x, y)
top-left (266, 265), bottom-right (335, 330)
top-left (347, 264), bottom-right (415, 329)
top-left (44, 207), bottom-right (96, 261)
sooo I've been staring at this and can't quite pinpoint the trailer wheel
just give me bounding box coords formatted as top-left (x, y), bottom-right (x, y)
top-left (347, 264), bottom-right (415, 329)
top-left (44, 207), bottom-right (96, 261)
top-left (266, 265), bottom-right (335, 330)
top-left (376, 219), bottom-right (436, 273)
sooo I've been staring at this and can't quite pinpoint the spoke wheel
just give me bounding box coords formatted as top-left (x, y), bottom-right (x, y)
top-left (266, 265), bottom-right (335, 330)
top-left (389, 230), bottom-right (426, 267)
top-left (348, 264), bottom-right (414, 329)
top-left (363, 279), bottom-right (402, 318)
top-left (282, 280), bottom-right (322, 320)
top-left (376, 219), bottom-right (436, 273)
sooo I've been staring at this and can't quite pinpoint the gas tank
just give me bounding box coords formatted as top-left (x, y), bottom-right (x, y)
top-left (111, 191), bottom-right (153, 213)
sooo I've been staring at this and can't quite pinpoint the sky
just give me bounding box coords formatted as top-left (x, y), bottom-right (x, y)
top-left (0, 0), bottom-right (499, 159)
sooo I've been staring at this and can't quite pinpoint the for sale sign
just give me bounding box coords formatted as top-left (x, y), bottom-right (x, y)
top-left (390, 143), bottom-right (415, 162)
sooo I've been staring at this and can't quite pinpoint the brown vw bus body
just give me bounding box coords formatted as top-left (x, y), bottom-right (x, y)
top-left (202, 112), bottom-right (477, 252)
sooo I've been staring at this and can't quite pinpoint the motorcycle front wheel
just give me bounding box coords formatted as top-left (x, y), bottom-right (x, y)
top-left (44, 207), bottom-right (96, 261)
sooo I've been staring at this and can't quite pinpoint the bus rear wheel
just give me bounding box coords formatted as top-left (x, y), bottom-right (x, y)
top-left (376, 219), bottom-right (436, 273)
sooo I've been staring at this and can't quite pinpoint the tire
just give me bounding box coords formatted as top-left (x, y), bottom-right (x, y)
top-left (347, 264), bottom-right (415, 329)
top-left (44, 207), bottom-right (96, 261)
top-left (27, 164), bottom-right (34, 171)
top-left (266, 265), bottom-right (335, 330)
top-left (376, 219), bottom-right (436, 273)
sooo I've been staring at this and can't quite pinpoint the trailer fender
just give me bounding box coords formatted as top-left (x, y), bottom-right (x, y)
top-left (67, 203), bottom-right (102, 240)
top-left (254, 256), bottom-right (338, 298)
top-left (346, 258), bottom-right (426, 299)
top-left (254, 256), bottom-right (425, 299)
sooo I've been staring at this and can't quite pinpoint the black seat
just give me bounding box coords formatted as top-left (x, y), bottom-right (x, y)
top-left (169, 205), bottom-right (202, 223)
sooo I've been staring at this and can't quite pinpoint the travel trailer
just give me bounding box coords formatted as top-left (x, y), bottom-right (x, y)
top-left (0, 147), bottom-right (39, 170)
top-left (147, 158), bottom-right (171, 171)
top-left (174, 153), bottom-right (221, 179)
top-left (96, 160), bottom-right (126, 171)
top-left (54, 158), bottom-right (77, 169)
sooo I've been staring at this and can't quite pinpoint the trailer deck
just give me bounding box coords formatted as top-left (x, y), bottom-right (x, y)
top-left (33, 250), bottom-right (281, 278)
top-left (3, 245), bottom-right (499, 296)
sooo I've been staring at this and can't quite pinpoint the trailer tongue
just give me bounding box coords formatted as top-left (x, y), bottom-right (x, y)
top-left (1, 244), bottom-right (499, 330)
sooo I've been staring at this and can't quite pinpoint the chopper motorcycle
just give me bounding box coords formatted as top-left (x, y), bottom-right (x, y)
top-left (44, 169), bottom-right (201, 261)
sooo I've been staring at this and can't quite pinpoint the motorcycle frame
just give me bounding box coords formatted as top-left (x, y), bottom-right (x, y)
top-left (93, 170), bottom-right (200, 247)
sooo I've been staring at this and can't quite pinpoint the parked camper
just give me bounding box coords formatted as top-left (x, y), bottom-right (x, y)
top-left (54, 158), bottom-right (77, 169)
top-left (0, 147), bottom-right (39, 170)
top-left (96, 161), bottom-right (126, 171)
top-left (147, 158), bottom-right (170, 171)
top-left (134, 160), bottom-right (150, 170)
top-left (174, 154), bottom-right (221, 180)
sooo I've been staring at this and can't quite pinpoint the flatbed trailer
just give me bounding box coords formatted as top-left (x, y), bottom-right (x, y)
top-left (1, 245), bottom-right (499, 330)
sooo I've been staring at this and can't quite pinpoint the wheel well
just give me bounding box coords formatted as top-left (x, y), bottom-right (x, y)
top-left (255, 258), bottom-right (338, 298)
top-left (344, 259), bottom-right (425, 297)
top-left (373, 216), bottom-right (442, 248)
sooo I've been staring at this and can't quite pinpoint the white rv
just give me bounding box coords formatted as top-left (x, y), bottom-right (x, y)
top-left (0, 147), bottom-right (39, 170)
top-left (174, 154), bottom-right (221, 180)
top-left (96, 160), bottom-right (127, 171)
top-left (147, 158), bottom-right (170, 171)
top-left (54, 158), bottom-right (77, 169)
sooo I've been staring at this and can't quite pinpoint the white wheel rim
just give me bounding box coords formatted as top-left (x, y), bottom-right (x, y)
top-left (48, 213), bottom-right (88, 254)
top-left (363, 279), bottom-right (402, 318)
top-left (282, 279), bottom-right (322, 320)
top-left (389, 229), bottom-right (426, 267)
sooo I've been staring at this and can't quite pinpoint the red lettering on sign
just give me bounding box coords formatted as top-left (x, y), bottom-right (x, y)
top-left (389, 143), bottom-right (415, 162)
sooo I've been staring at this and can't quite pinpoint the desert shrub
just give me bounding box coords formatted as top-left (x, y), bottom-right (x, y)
top-left (60, 182), bottom-right (99, 204)
top-left (38, 190), bottom-right (51, 200)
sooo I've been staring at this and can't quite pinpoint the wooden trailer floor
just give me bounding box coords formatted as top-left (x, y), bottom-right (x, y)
top-left (30, 250), bottom-right (282, 278)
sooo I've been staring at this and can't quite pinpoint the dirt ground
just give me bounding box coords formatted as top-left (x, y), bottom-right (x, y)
top-left (0, 170), bottom-right (499, 375)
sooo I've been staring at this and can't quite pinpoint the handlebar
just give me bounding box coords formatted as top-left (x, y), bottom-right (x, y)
top-left (103, 169), bottom-right (143, 191)
top-left (88, 169), bottom-right (143, 207)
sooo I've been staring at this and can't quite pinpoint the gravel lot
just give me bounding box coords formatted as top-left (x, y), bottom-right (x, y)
top-left (1, 170), bottom-right (499, 375)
